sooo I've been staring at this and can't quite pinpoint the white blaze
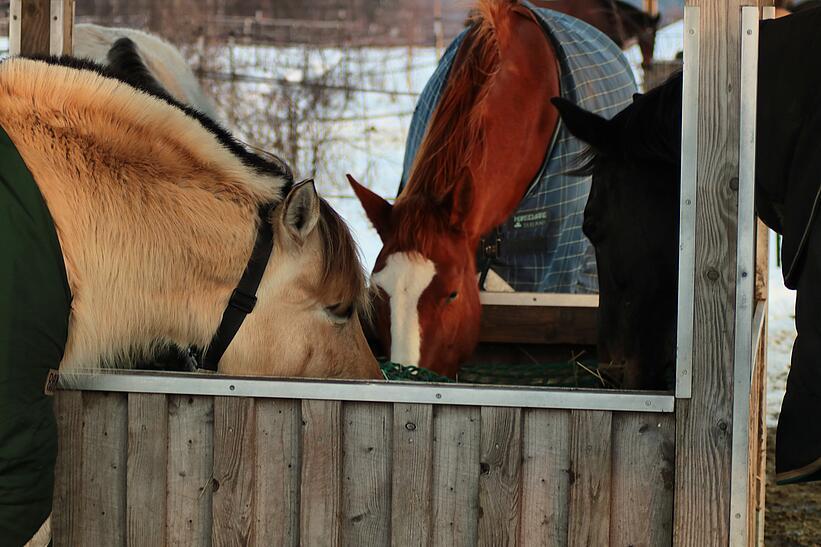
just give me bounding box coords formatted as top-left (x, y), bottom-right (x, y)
top-left (371, 252), bottom-right (436, 366)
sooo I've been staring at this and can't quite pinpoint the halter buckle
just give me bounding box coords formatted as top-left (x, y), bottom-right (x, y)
top-left (229, 288), bottom-right (257, 314)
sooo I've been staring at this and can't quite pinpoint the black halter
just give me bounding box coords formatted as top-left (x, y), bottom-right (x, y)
top-left (200, 202), bottom-right (275, 371)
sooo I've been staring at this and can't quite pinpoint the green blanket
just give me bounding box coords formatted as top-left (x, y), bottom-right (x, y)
top-left (0, 124), bottom-right (71, 545)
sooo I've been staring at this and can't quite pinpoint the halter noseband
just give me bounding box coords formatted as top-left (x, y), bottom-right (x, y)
top-left (200, 202), bottom-right (275, 371)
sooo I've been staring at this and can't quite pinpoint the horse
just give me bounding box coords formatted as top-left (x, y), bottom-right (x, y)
top-left (72, 23), bottom-right (218, 118)
top-left (530, 0), bottom-right (660, 68)
top-left (1, 54), bottom-right (378, 379)
top-left (551, 5), bottom-right (821, 482)
top-left (350, 0), bottom-right (635, 377)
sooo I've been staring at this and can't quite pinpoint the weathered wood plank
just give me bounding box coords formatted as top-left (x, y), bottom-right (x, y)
top-left (80, 392), bottom-right (127, 546)
top-left (167, 395), bottom-right (214, 547)
top-left (755, 219), bottom-right (769, 302)
top-left (519, 409), bottom-right (571, 547)
top-left (674, 1), bottom-right (745, 545)
top-left (18, 0), bottom-right (49, 55)
top-left (610, 413), bottom-right (675, 547)
top-left (478, 407), bottom-right (522, 547)
top-left (479, 304), bottom-right (597, 345)
top-left (567, 410), bottom-right (612, 547)
top-left (391, 403), bottom-right (433, 547)
top-left (431, 405), bottom-right (481, 547)
top-left (53, 390), bottom-right (83, 546)
top-left (300, 399), bottom-right (342, 547)
top-left (255, 399), bottom-right (300, 547)
top-left (127, 393), bottom-right (168, 547)
top-left (341, 402), bottom-right (392, 547)
top-left (212, 397), bottom-right (255, 546)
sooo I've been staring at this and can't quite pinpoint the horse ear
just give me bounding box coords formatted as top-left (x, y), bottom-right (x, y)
top-left (347, 174), bottom-right (392, 241)
top-left (551, 97), bottom-right (615, 153)
top-left (281, 178), bottom-right (320, 243)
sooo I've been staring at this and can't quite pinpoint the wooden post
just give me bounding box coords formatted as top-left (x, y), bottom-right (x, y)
top-left (8, 0), bottom-right (74, 57)
top-left (673, 0), bottom-right (757, 545)
top-left (644, 0), bottom-right (659, 16)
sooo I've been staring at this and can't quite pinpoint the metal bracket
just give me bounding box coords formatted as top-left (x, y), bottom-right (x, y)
top-left (675, 5), bottom-right (700, 399)
top-left (729, 6), bottom-right (761, 546)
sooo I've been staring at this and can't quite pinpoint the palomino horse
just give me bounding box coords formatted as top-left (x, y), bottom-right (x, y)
top-left (2, 55), bottom-right (378, 379)
top-left (351, 0), bottom-right (635, 377)
top-left (552, 5), bottom-right (821, 482)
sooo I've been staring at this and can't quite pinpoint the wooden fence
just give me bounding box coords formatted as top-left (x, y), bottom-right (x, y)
top-left (52, 388), bottom-right (675, 546)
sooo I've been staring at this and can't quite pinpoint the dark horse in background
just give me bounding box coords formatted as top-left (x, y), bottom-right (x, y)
top-left (552, 6), bottom-right (821, 484)
top-left (533, 0), bottom-right (661, 67)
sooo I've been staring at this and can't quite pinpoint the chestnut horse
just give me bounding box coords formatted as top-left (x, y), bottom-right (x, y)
top-left (349, 0), bottom-right (560, 376)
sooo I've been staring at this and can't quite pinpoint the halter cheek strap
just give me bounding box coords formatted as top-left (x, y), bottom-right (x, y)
top-left (200, 202), bottom-right (275, 372)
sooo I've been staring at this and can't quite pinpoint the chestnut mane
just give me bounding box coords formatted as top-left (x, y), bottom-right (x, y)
top-left (394, 0), bottom-right (513, 249)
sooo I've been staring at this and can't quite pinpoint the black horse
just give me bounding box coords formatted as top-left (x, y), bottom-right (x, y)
top-left (552, 6), bottom-right (821, 484)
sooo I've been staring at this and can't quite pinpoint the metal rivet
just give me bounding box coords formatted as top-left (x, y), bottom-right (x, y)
top-left (645, 401), bottom-right (652, 407)
top-left (435, 393), bottom-right (442, 399)
top-left (689, 28), bottom-right (695, 35)
top-left (741, 271), bottom-right (748, 278)
top-left (229, 384), bottom-right (235, 391)
top-left (747, 29), bottom-right (753, 35)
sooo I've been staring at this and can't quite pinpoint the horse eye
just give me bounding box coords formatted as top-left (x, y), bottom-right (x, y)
top-left (325, 302), bottom-right (353, 323)
top-left (447, 291), bottom-right (458, 302)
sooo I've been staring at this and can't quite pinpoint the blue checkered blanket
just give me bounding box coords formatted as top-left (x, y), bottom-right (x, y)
top-left (399, 3), bottom-right (637, 293)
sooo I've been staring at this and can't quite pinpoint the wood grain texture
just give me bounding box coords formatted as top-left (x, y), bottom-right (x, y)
top-left (255, 399), bottom-right (300, 547)
top-left (19, 0), bottom-right (49, 55)
top-left (127, 393), bottom-right (168, 547)
top-left (519, 409), bottom-right (571, 547)
top-left (80, 392), bottom-right (127, 546)
top-left (755, 220), bottom-right (769, 302)
top-left (300, 399), bottom-right (342, 547)
top-left (52, 390), bottom-right (83, 547)
top-left (391, 403), bottom-right (434, 547)
top-left (478, 407), bottom-right (522, 547)
top-left (610, 413), bottom-right (675, 547)
top-left (750, 325), bottom-right (768, 545)
top-left (341, 402), bottom-right (392, 547)
top-left (479, 304), bottom-right (597, 345)
top-left (167, 395), bottom-right (214, 547)
top-left (674, 1), bottom-right (746, 545)
top-left (567, 410), bottom-right (612, 547)
top-left (431, 405), bottom-right (481, 547)
top-left (212, 397), bottom-right (255, 546)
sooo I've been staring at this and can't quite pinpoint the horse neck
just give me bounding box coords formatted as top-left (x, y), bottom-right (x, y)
top-left (461, 6), bottom-right (561, 238)
top-left (22, 140), bottom-right (259, 369)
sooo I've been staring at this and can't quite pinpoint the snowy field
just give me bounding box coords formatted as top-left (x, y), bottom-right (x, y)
top-left (0, 22), bottom-right (796, 418)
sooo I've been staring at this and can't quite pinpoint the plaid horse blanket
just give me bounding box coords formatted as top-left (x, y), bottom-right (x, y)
top-left (399, 3), bottom-right (637, 292)
top-left (0, 123), bottom-right (71, 545)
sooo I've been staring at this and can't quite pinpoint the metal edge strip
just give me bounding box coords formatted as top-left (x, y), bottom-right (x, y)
top-left (57, 370), bottom-right (675, 413)
top-left (49, 0), bottom-right (65, 56)
top-left (676, 5), bottom-right (700, 399)
top-left (729, 7), bottom-right (760, 546)
top-left (8, 0), bottom-right (22, 56)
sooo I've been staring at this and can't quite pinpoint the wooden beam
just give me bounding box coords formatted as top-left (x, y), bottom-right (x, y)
top-left (9, 0), bottom-right (74, 56)
top-left (673, 0), bottom-right (755, 545)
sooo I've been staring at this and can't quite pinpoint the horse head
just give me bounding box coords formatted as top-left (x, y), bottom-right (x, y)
top-left (551, 78), bottom-right (681, 390)
top-left (217, 180), bottom-right (380, 379)
top-left (349, 175), bottom-right (481, 378)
